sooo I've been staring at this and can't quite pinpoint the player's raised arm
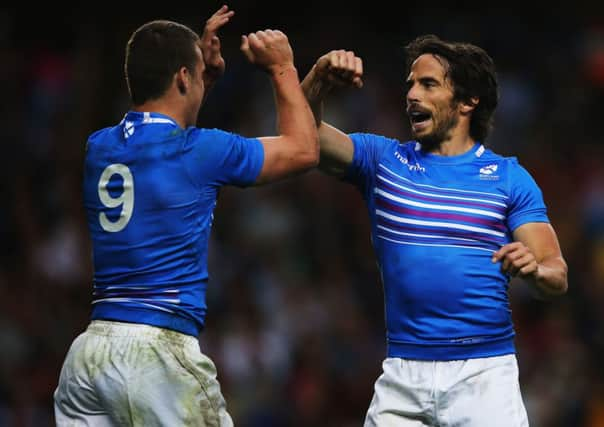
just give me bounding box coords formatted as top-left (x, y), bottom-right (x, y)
top-left (241, 30), bottom-right (319, 184)
top-left (199, 5), bottom-right (234, 100)
top-left (301, 50), bottom-right (364, 176)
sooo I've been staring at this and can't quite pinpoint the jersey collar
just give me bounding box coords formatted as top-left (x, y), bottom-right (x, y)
top-left (120, 111), bottom-right (178, 127)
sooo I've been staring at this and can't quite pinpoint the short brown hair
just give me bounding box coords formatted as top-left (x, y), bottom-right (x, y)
top-left (125, 20), bottom-right (200, 105)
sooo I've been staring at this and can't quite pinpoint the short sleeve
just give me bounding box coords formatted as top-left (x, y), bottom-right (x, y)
top-left (506, 159), bottom-right (550, 232)
top-left (185, 128), bottom-right (264, 187)
top-left (345, 133), bottom-right (395, 194)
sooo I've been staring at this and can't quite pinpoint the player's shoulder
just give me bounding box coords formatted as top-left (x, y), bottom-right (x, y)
top-left (88, 126), bottom-right (114, 141)
top-left (349, 132), bottom-right (404, 154)
top-left (183, 128), bottom-right (261, 161)
top-left (475, 146), bottom-right (537, 185)
top-left (477, 145), bottom-right (522, 166)
top-left (397, 140), bottom-right (422, 154)
top-left (188, 127), bottom-right (230, 137)
top-left (350, 132), bottom-right (401, 144)
top-left (86, 125), bottom-right (120, 151)
top-left (186, 127), bottom-right (244, 143)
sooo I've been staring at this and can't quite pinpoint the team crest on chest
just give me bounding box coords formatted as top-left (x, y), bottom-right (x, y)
top-left (479, 164), bottom-right (500, 180)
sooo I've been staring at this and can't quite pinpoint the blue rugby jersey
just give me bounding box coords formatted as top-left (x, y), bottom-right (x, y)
top-left (346, 133), bottom-right (548, 360)
top-left (83, 111), bottom-right (264, 336)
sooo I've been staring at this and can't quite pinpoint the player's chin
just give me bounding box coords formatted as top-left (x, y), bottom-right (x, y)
top-left (411, 129), bottom-right (433, 142)
top-left (410, 124), bottom-right (433, 139)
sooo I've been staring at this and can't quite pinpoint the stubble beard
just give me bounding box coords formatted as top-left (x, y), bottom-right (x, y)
top-left (412, 104), bottom-right (459, 151)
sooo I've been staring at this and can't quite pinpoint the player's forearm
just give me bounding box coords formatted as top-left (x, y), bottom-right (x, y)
top-left (301, 66), bottom-right (354, 176)
top-left (528, 256), bottom-right (568, 299)
top-left (270, 65), bottom-right (319, 165)
top-left (301, 65), bottom-right (331, 127)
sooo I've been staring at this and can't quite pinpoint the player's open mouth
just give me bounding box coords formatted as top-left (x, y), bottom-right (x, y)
top-left (408, 110), bottom-right (432, 131)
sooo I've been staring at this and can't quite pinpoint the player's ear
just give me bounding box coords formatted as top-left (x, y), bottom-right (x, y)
top-left (176, 67), bottom-right (188, 95)
top-left (460, 97), bottom-right (479, 115)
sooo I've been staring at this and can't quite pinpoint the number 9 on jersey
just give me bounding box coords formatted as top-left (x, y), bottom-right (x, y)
top-left (97, 163), bottom-right (134, 232)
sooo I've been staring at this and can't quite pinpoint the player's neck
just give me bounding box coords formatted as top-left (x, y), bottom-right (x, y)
top-left (430, 136), bottom-right (477, 156)
top-left (425, 121), bottom-right (476, 156)
top-left (132, 95), bottom-right (188, 129)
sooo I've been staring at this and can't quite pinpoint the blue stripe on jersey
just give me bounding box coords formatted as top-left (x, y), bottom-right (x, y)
top-left (376, 171), bottom-right (508, 213)
top-left (378, 163), bottom-right (509, 201)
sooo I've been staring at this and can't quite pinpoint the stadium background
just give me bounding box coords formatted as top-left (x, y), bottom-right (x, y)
top-left (1, 1), bottom-right (603, 426)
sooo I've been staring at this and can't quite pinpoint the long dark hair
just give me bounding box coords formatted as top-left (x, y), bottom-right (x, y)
top-left (125, 20), bottom-right (200, 106)
top-left (404, 34), bottom-right (499, 142)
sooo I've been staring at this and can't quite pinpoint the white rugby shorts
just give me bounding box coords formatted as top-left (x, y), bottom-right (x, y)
top-left (54, 320), bottom-right (233, 427)
top-left (364, 354), bottom-right (529, 427)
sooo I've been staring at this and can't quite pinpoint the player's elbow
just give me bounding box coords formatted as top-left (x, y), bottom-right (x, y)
top-left (558, 265), bottom-right (569, 295)
top-left (552, 258), bottom-right (569, 296)
top-left (299, 131), bottom-right (320, 169)
top-left (533, 259), bottom-right (569, 299)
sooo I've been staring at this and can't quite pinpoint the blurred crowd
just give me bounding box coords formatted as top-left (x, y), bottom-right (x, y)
top-left (1, 2), bottom-right (603, 426)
